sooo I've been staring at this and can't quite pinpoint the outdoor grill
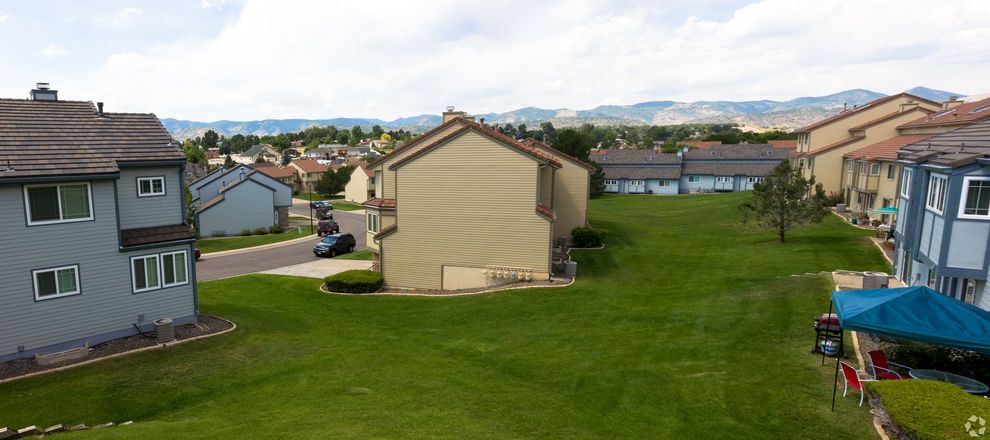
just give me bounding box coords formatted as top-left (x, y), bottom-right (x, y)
top-left (812, 313), bottom-right (842, 356)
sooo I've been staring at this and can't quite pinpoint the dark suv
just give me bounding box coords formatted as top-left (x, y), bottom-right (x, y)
top-left (313, 233), bottom-right (356, 257)
top-left (317, 219), bottom-right (339, 236)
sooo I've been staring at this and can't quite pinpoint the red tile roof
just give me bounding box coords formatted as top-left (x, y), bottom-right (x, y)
top-left (535, 205), bottom-right (556, 220)
top-left (374, 224), bottom-right (397, 239)
top-left (795, 93), bottom-right (939, 133)
top-left (844, 134), bottom-right (936, 161)
top-left (898, 97), bottom-right (990, 129)
top-left (767, 139), bottom-right (797, 149)
top-left (362, 198), bottom-right (396, 209)
top-left (251, 165), bottom-right (296, 179)
top-left (522, 139), bottom-right (596, 171)
top-left (291, 159), bottom-right (328, 174)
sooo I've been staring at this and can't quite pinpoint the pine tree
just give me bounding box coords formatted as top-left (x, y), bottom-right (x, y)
top-left (740, 161), bottom-right (829, 243)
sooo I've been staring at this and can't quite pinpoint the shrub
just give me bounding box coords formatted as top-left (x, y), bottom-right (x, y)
top-left (889, 341), bottom-right (990, 384)
top-left (239, 229), bottom-right (252, 236)
top-left (867, 380), bottom-right (990, 440)
top-left (324, 270), bottom-right (383, 293)
top-left (253, 227), bottom-right (269, 235)
top-left (571, 226), bottom-right (603, 248)
top-left (269, 225), bottom-right (284, 234)
top-left (826, 191), bottom-right (844, 206)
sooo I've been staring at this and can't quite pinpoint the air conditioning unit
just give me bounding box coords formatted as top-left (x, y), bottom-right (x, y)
top-left (154, 318), bottom-right (175, 343)
top-left (862, 272), bottom-right (889, 290)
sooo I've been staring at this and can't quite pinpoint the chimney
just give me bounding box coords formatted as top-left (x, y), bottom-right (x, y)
top-left (442, 106), bottom-right (468, 123)
top-left (843, 103), bottom-right (848, 111)
top-left (479, 117), bottom-right (485, 126)
top-left (96, 102), bottom-right (105, 117)
top-left (943, 96), bottom-right (964, 110)
top-left (30, 82), bottom-right (58, 101)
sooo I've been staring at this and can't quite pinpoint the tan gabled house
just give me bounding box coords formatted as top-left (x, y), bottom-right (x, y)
top-left (343, 163), bottom-right (375, 203)
top-left (288, 159), bottom-right (328, 193)
top-left (363, 108), bottom-right (592, 291)
top-left (838, 96), bottom-right (990, 223)
top-left (791, 93), bottom-right (941, 196)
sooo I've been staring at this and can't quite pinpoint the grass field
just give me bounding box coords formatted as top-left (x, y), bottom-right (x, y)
top-left (0, 193), bottom-right (888, 438)
top-left (293, 194), bottom-right (364, 211)
top-left (333, 248), bottom-right (372, 260)
top-left (195, 225), bottom-right (315, 254)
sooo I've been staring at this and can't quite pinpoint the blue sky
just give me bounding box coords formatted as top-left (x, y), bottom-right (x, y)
top-left (1, 0), bottom-right (988, 121)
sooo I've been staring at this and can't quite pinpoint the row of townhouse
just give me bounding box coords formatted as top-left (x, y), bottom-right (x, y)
top-left (0, 85), bottom-right (198, 360)
top-left (362, 108), bottom-right (592, 291)
top-left (189, 164), bottom-right (293, 237)
top-left (590, 144), bottom-right (793, 194)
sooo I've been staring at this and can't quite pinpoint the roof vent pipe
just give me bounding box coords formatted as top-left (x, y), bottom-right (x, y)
top-left (96, 102), bottom-right (104, 117)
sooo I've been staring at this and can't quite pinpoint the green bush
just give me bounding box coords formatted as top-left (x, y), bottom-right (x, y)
top-left (324, 270), bottom-right (384, 293)
top-left (239, 229), bottom-right (252, 236)
top-left (269, 225), bottom-right (284, 234)
top-left (867, 380), bottom-right (990, 440)
top-left (571, 226), bottom-right (604, 248)
top-left (889, 341), bottom-right (990, 384)
top-left (253, 227), bottom-right (269, 235)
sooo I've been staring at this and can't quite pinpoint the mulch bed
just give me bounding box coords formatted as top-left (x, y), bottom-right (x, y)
top-left (324, 277), bottom-right (573, 296)
top-left (0, 315), bottom-right (233, 381)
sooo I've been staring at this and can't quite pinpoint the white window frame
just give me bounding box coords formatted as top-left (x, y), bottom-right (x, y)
top-left (870, 163), bottom-right (881, 176)
top-left (926, 174), bottom-right (948, 215)
top-left (628, 180), bottom-right (645, 187)
top-left (160, 251), bottom-right (189, 288)
top-left (657, 180), bottom-right (670, 187)
top-left (131, 254), bottom-right (162, 293)
top-left (137, 176), bottom-right (166, 197)
top-left (886, 164), bottom-right (896, 180)
top-left (23, 182), bottom-right (94, 226)
top-left (32, 264), bottom-right (81, 301)
top-left (748, 177), bottom-right (764, 183)
top-left (604, 179), bottom-right (617, 186)
top-left (716, 176), bottom-right (734, 183)
top-left (900, 168), bottom-right (913, 198)
top-left (688, 176), bottom-right (701, 183)
top-left (958, 176), bottom-right (990, 219)
top-left (367, 212), bottom-right (379, 233)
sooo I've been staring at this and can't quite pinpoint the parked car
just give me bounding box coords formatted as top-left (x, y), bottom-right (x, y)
top-left (309, 200), bottom-right (333, 210)
top-left (317, 219), bottom-right (340, 236)
top-left (195, 248), bottom-right (201, 260)
top-left (313, 233), bottom-right (356, 257)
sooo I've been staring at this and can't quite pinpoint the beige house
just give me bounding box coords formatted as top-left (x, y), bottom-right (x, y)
top-left (344, 163), bottom-right (375, 203)
top-left (791, 93), bottom-right (941, 196)
top-left (251, 163), bottom-right (299, 192)
top-left (363, 109), bottom-right (592, 291)
top-left (838, 96), bottom-right (990, 222)
top-left (288, 159), bottom-right (328, 193)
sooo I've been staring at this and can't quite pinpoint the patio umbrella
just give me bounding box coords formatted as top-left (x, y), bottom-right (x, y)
top-left (867, 206), bottom-right (899, 215)
top-left (828, 286), bottom-right (990, 409)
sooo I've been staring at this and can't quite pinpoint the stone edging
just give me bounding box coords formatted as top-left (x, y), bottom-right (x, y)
top-left (0, 316), bottom-right (237, 385)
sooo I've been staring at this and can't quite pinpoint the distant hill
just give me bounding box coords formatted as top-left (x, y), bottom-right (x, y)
top-left (162, 86), bottom-right (964, 139)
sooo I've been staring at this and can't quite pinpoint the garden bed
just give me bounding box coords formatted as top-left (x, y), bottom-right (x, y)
top-left (0, 315), bottom-right (234, 382)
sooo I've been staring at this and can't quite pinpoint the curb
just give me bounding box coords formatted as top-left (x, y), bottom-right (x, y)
top-left (0, 316), bottom-right (237, 385)
top-left (199, 233), bottom-right (318, 258)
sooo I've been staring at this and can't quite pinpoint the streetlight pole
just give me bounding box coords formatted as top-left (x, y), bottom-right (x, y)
top-left (309, 187), bottom-right (313, 234)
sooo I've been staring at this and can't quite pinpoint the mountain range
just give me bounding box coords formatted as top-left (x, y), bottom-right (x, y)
top-left (162, 86), bottom-right (964, 140)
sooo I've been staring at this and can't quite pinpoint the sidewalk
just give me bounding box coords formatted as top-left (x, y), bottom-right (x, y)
top-left (259, 258), bottom-right (372, 279)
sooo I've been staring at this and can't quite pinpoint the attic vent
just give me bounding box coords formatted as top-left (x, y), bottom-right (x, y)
top-left (969, 104), bottom-right (990, 115)
top-left (650, 155), bottom-right (657, 161)
top-left (767, 150), bottom-right (774, 156)
top-left (711, 151), bottom-right (716, 156)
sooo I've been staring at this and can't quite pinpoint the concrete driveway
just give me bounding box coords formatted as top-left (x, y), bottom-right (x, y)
top-left (259, 258), bottom-right (372, 279)
top-left (195, 209), bottom-right (366, 281)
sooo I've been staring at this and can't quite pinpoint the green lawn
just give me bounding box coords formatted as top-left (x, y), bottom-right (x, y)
top-left (196, 225), bottom-right (316, 254)
top-left (0, 193), bottom-right (888, 438)
top-left (333, 248), bottom-right (372, 260)
top-left (293, 193), bottom-right (364, 211)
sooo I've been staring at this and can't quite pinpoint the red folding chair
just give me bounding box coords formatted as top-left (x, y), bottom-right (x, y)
top-left (867, 350), bottom-right (913, 380)
top-left (840, 361), bottom-right (875, 406)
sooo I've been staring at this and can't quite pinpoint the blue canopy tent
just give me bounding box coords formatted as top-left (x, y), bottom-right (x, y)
top-left (828, 286), bottom-right (990, 409)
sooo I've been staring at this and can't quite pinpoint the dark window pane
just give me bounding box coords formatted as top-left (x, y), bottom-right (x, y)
top-left (57, 268), bottom-right (77, 294)
top-left (36, 271), bottom-right (57, 296)
top-left (140, 179), bottom-right (152, 194)
top-left (60, 185), bottom-right (90, 219)
top-left (28, 186), bottom-right (60, 222)
top-left (163, 255), bottom-right (175, 285)
top-left (152, 178), bottom-right (164, 193)
top-left (133, 259), bottom-right (146, 290)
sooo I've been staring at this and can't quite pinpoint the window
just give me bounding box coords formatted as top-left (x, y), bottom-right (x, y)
top-left (367, 212), bottom-right (379, 233)
top-left (24, 183), bottom-right (93, 225)
top-left (161, 251), bottom-right (189, 288)
top-left (901, 168), bottom-right (913, 198)
top-left (716, 176), bottom-right (734, 183)
top-left (886, 164), bottom-right (895, 180)
top-left (688, 176), bottom-right (701, 183)
top-left (747, 177), bottom-right (764, 183)
top-left (927, 270), bottom-right (937, 289)
top-left (857, 163), bottom-right (867, 174)
top-left (132, 255), bottom-right (161, 293)
top-left (604, 179), bottom-right (617, 186)
top-left (629, 180), bottom-right (645, 186)
top-left (926, 174), bottom-right (947, 214)
top-left (137, 177), bottom-right (166, 197)
top-left (870, 163), bottom-right (881, 175)
top-left (798, 159), bottom-right (805, 169)
top-left (32, 265), bottom-right (80, 301)
top-left (959, 176), bottom-right (990, 218)
top-left (964, 279), bottom-right (977, 304)
top-left (658, 180), bottom-right (670, 187)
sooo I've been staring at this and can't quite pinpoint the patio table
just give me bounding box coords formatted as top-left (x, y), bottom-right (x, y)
top-left (909, 369), bottom-right (990, 394)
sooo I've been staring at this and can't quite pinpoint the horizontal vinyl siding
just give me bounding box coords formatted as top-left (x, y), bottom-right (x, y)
top-left (379, 123), bottom-right (466, 199)
top-left (198, 181), bottom-right (276, 236)
top-left (383, 131), bottom-right (551, 289)
top-left (249, 173), bottom-right (292, 207)
top-left (344, 171), bottom-right (370, 203)
top-left (539, 166), bottom-right (553, 207)
top-left (117, 166), bottom-right (183, 229)
top-left (552, 160), bottom-right (590, 241)
top-left (0, 182), bottom-right (195, 358)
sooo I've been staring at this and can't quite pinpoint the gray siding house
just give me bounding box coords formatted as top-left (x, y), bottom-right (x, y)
top-left (0, 87), bottom-right (197, 361)
top-left (191, 164), bottom-right (293, 236)
top-left (593, 144), bottom-right (789, 195)
top-left (893, 118), bottom-right (990, 311)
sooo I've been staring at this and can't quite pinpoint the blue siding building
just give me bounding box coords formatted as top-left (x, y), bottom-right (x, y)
top-left (0, 86), bottom-right (198, 361)
top-left (593, 144), bottom-right (790, 195)
top-left (893, 118), bottom-right (990, 310)
top-left (190, 164), bottom-right (293, 236)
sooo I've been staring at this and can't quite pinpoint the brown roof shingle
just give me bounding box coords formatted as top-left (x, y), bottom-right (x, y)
top-left (0, 98), bottom-right (182, 180)
top-left (362, 198), bottom-right (396, 209)
top-left (251, 165), bottom-right (296, 179)
top-left (795, 93), bottom-right (939, 133)
top-left (291, 159), bottom-right (328, 174)
top-left (121, 224), bottom-right (195, 248)
top-left (603, 166), bottom-right (681, 180)
top-left (898, 97), bottom-right (990, 129)
top-left (844, 134), bottom-right (935, 161)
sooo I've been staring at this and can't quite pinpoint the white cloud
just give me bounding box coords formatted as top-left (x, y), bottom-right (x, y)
top-left (61, 0), bottom-right (990, 120)
top-left (41, 44), bottom-right (68, 60)
top-left (112, 7), bottom-right (142, 25)
top-left (0, 13), bottom-right (8, 23)
top-left (201, 0), bottom-right (231, 9)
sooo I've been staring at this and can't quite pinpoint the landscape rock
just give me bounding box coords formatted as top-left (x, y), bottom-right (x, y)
top-left (67, 424), bottom-right (88, 431)
top-left (16, 426), bottom-right (41, 436)
top-left (42, 424), bottom-right (64, 434)
top-left (0, 428), bottom-right (14, 440)
top-left (119, 421), bottom-right (134, 426)
top-left (92, 422), bottom-right (114, 429)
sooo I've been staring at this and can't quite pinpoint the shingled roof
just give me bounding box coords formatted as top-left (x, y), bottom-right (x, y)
top-left (844, 134), bottom-right (935, 161)
top-left (0, 98), bottom-right (181, 180)
top-left (603, 166), bottom-right (681, 180)
top-left (898, 97), bottom-right (990, 129)
top-left (795, 93), bottom-right (938, 133)
top-left (591, 149), bottom-right (682, 164)
top-left (899, 118), bottom-right (990, 168)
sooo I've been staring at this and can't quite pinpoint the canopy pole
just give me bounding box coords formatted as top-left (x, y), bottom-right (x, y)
top-left (822, 299), bottom-right (833, 366)
top-left (831, 350), bottom-right (840, 411)
top-left (827, 298), bottom-right (839, 412)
